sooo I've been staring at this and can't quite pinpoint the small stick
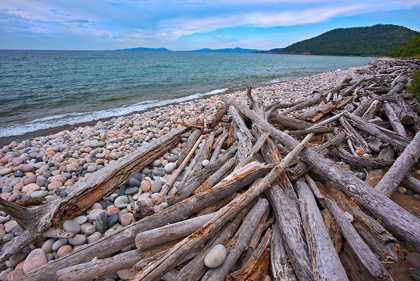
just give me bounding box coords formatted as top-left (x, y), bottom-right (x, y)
top-left (173, 121), bottom-right (205, 129)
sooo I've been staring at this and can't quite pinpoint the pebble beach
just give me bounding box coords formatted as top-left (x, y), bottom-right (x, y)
top-left (0, 63), bottom-right (373, 280)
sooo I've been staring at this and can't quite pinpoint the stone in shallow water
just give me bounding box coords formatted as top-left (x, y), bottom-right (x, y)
top-left (204, 244), bottom-right (226, 268)
top-left (22, 249), bottom-right (47, 274)
top-left (95, 211), bottom-right (108, 233)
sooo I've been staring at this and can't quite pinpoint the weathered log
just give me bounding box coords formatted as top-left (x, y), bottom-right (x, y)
top-left (362, 100), bottom-right (380, 120)
top-left (326, 198), bottom-right (393, 280)
top-left (339, 116), bottom-right (371, 153)
top-left (280, 93), bottom-right (320, 115)
top-left (365, 147), bottom-right (395, 187)
top-left (344, 112), bottom-right (410, 149)
top-left (353, 98), bottom-right (374, 117)
top-left (201, 198), bottom-right (270, 281)
top-left (226, 229), bottom-right (272, 281)
top-left (177, 129), bottom-right (202, 165)
top-left (0, 125), bottom-right (188, 264)
top-left (197, 192), bottom-right (237, 216)
top-left (130, 134), bottom-right (312, 281)
top-left (179, 137), bottom-right (207, 186)
top-left (56, 242), bottom-right (177, 281)
top-left (333, 146), bottom-right (394, 168)
top-left (155, 135), bottom-right (203, 205)
top-left (235, 131), bottom-right (269, 170)
top-left (289, 127), bottom-right (335, 136)
top-left (210, 129), bottom-right (228, 163)
top-left (321, 208), bottom-right (342, 253)
top-left (193, 157), bottom-right (236, 195)
top-left (304, 174), bottom-right (325, 207)
top-left (135, 212), bottom-right (215, 251)
top-left (222, 96), bottom-right (420, 252)
top-left (269, 114), bottom-right (312, 130)
top-left (376, 131), bottom-right (420, 197)
top-left (168, 145), bottom-right (238, 205)
top-left (296, 102), bottom-right (337, 123)
top-left (270, 223), bottom-right (298, 281)
top-left (173, 121), bottom-right (205, 129)
top-left (174, 201), bottom-right (255, 281)
top-left (20, 160), bottom-right (269, 281)
top-left (319, 181), bottom-right (397, 260)
top-left (208, 104), bottom-right (228, 129)
top-left (186, 131), bottom-right (215, 181)
top-left (397, 95), bottom-right (418, 124)
top-left (383, 101), bottom-right (406, 137)
top-left (340, 77), bottom-right (366, 97)
top-left (296, 178), bottom-right (349, 281)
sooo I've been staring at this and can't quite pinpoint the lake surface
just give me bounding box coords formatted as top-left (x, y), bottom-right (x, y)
top-left (0, 50), bottom-right (373, 137)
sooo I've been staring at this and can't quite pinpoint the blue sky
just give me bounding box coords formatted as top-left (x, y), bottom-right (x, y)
top-left (1, 0), bottom-right (419, 51)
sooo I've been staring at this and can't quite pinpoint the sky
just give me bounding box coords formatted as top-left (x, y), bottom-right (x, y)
top-left (1, 0), bottom-right (420, 51)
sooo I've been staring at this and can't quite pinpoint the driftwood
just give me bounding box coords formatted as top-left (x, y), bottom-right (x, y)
top-left (383, 101), bottom-right (406, 137)
top-left (365, 147), bottom-right (395, 187)
top-left (270, 223), bottom-right (297, 281)
top-left (296, 178), bottom-right (348, 281)
top-left (375, 131), bottom-right (420, 197)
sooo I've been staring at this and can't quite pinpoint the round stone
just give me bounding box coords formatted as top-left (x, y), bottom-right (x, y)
top-left (87, 209), bottom-right (103, 222)
top-left (125, 187), bottom-right (139, 195)
top-left (397, 186), bottom-right (407, 194)
top-left (153, 168), bottom-right (165, 177)
top-left (110, 152), bottom-right (120, 160)
top-left (84, 225), bottom-right (96, 235)
top-left (128, 178), bottom-right (141, 188)
top-left (6, 252), bottom-right (27, 268)
top-left (22, 249), bottom-right (47, 274)
top-left (167, 154), bottom-right (179, 162)
top-left (151, 181), bottom-right (162, 193)
top-left (202, 159), bottom-right (210, 167)
top-left (152, 159), bottom-right (162, 167)
top-left (31, 191), bottom-right (47, 198)
top-left (140, 181), bottom-right (151, 193)
top-left (114, 196), bottom-right (129, 208)
top-left (204, 244), bottom-right (226, 268)
top-left (41, 239), bottom-right (56, 254)
top-left (68, 234), bottom-right (87, 246)
top-left (87, 232), bottom-right (102, 244)
top-left (406, 252), bottom-right (420, 268)
top-left (63, 220), bottom-right (81, 234)
top-left (92, 202), bottom-right (104, 210)
top-left (5, 220), bottom-right (18, 233)
top-left (54, 189), bottom-right (67, 197)
top-left (57, 245), bottom-right (73, 258)
top-left (95, 211), bottom-right (108, 233)
top-left (120, 213), bottom-right (134, 226)
top-left (164, 163), bottom-right (176, 173)
top-left (107, 215), bottom-right (119, 227)
top-left (139, 197), bottom-right (154, 208)
top-left (73, 215), bottom-right (88, 225)
top-left (133, 173), bottom-right (143, 182)
top-left (52, 238), bottom-right (68, 251)
top-left (47, 181), bottom-right (62, 191)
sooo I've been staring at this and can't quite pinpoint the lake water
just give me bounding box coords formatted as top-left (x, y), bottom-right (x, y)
top-left (0, 50), bottom-right (373, 137)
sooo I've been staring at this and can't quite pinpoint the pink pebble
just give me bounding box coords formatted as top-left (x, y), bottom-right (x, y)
top-left (48, 181), bottom-right (62, 191)
top-left (107, 207), bottom-right (120, 216)
top-left (140, 181), bottom-right (151, 192)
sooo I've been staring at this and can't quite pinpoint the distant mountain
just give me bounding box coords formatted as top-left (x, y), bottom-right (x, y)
top-left (116, 47), bottom-right (172, 52)
top-left (389, 34), bottom-right (420, 59)
top-left (269, 24), bottom-right (419, 56)
top-left (189, 47), bottom-right (261, 53)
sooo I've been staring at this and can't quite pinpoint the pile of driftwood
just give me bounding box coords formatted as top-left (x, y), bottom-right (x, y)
top-left (1, 58), bottom-right (420, 281)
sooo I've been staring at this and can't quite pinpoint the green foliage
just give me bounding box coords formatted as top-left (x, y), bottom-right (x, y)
top-left (407, 71), bottom-right (420, 99)
top-left (389, 34), bottom-right (420, 58)
top-left (270, 24), bottom-right (419, 57)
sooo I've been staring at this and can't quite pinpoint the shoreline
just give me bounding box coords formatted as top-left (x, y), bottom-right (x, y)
top-left (0, 65), bottom-right (365, 148)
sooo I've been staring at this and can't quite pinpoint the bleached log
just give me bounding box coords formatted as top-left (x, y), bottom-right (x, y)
top-left (135, 212), bottom-right (215, 251)
top-left (209, 130), bottom-right (228, 163)
top-left (353, 98), bottom-right (374, 116)
top-left (376, 131), bottom-right (420, 197)
top-left (280, 93), bottom-right (320, 115)
top-left (201, 198), bottom-right (270, 281)
top-left (339, 116), bottom-right (371, 153)
top-left (177, 129), bottom-right (202, 165)
top-left (269, 114), bottom-right (312, 130)
top-left (296, 178), bottom-right (348, 281)
top-left (208, 104), bottom-right (227, 129)
top-left (365, 147), bottom-right (395, 187)
top-left (296, 102), bottom-right (336, 123)
top-left (333, 146), bottom-right (394, 168)
top-left (326, 199), bottom-right (393, 280)
top-left (397, 95), bottom-right (418, 124)
top-left (383, 101), bottom-right (406, 137)
top-left (270, 223), bottom-right (298, 281)
top-left (361, 100), bottom-right (380, 120)
top-left (402, 173), bottom-right (420, 194)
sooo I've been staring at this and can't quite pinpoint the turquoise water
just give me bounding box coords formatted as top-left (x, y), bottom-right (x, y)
top-left (0, 50), bottom-right (373, 137)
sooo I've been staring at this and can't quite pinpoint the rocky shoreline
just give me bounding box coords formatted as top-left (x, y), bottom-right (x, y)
top-left (1, 58), bottom-right (419, 280)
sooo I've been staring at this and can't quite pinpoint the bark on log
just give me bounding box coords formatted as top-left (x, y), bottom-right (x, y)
top-left (226, 229), bottom-right (272, 281)
top-left (269, 114), bottom-right (312, 130)
top-left (222, 96), bottom-right (420, 252)
top-left (210, 130), bottom-right (228, 163)
top-left (383, 101), bottom-right (406, 137)
top-left (397, 95), bottom-right (418, 125)
top-left (296, 178), bottom-right (349, 281)
top-left (353, 98), bottom-right (374, 117)
top-left (201, 198), bottom-right (270, 281)
top-left (322, 208), bottom-right (343, 253)
top-left (362, 100), bottom-right (380, 120)
top-left (177, 129), bottom-right (202, 165)
top-left (296, 102), bottom-right (337, 123)
top-left (326, 198), bottom-right (393, 281)
top-left (270, 223), bottom-right (298, 281)
top-left (208, 104), bottom-right (228, 129)
top-left (375, 130), bottom-right (420, 197)
top-left (333, 146), bottom-right (394, 168)
top-left (135, 212), bottom-right (215, 251)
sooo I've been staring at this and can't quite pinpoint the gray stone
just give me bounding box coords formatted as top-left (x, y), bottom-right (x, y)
top-left (107, 215), bottom-right (119, 227)
top-left (153, 168), bottom-right (165, 177)
top-left (87, 232), bottom-right (102, 244)
top-left (68, 234), bottom-right (87, 246)
top-left (52, 238), bottom-right (68, 251)
top-left (204, 244), bottom-right (226, 268)
top-left (95, 211), bottom-right (108, 233)
top-left (139, 197), bottom-right (154, 207)
top-left (83, 225), bottom-right (96, 235)
top-left (87, 209), bottom-right (103, 222)
top-left (167, 154), bottom-right (179, 163)
top-left (128, 178), bottom-right (141, 188)
top-left (3, 233), bottom-right (14, 242)
top-left (92, 202), bottom-right (104, 210)
top-left (151, 181), bottom-right (162, 193)
top-left (114, 196), bottom-right (129, 208)
top-left (73, 215), bottom-right (87, 225)
top-left (132, 173), bottom-right (143, 182)
top-left (164, 163), bottom-right (176, 173)
top-left (63, 220), bottom-right (81, 234)
top-left (54, 189), bottom-right (67, 197)
top-left (406, 252), bottom-right (420, 268)
top-left (152, 159), bottom-right (162, 167)
top-left (6, 252), bottom-right (27, 268)
top-left (31, 190), bottom-right (47, 198)
top-left (41, 238), bottom-right (56, 254)
top-left (110, 152), bottom-right (120, 160)
top-left (125, 187), bottom-right (139, 195)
